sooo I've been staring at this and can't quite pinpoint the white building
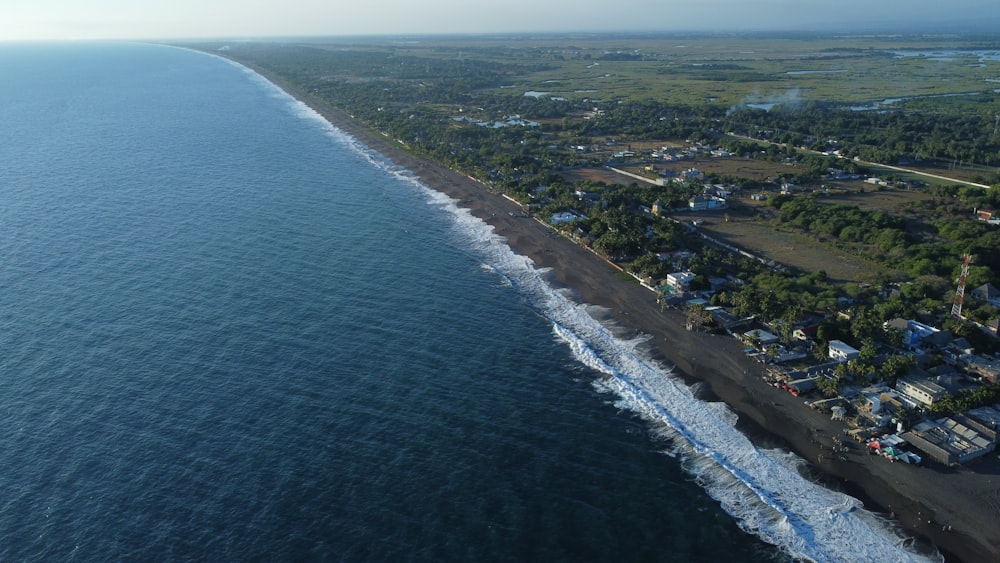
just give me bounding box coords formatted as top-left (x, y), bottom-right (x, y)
top-left (743, 329), bottom-right (780, 346)
top-left (665, 271), bottom-right (696, 291)
top-left (828, 340), bottom-right (860, 362)
top-left (896, 375), bottom-right (946, 406)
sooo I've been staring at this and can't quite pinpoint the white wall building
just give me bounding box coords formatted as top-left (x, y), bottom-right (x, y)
top-left (666, 271), bottom-right (696, 291)
top-left (896, 375), bottom-right (947, 406)
top-left (828, 340), bottom-right (860, 362)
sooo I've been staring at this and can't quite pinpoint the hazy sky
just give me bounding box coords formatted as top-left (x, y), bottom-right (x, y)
top-left (3, 0), bottom-right (999, 41)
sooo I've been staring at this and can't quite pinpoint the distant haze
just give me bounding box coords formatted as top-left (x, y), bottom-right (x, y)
top-left (2, 0), bottom-right (999, 41)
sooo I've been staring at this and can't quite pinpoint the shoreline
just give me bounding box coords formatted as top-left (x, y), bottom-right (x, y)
top-left (238, 60), bottom-right (1000, 563)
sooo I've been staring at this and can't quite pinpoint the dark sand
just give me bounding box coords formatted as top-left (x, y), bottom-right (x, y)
top-left (247, 65), bottom-right (1000, 563)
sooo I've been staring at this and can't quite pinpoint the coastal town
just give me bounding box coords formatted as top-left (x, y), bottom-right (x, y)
top-left (203, 34), bottom-right (1000, 561)
top-left (531, 136), bottom-right (1000, 470)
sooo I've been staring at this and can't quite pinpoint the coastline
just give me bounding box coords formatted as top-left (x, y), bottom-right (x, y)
top-left (240, 61), bottom-right (1000, 563)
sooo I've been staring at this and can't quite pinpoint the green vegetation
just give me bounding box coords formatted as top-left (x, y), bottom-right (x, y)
top-left (190, 33), bottom-right (1000, 357)
top-left (929, 381), bottom-right (1000, 417)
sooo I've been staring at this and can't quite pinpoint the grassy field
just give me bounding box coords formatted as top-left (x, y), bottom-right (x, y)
top-left (686, 208), bottom-right (891, 282)
top-left (354, 34), bottom-right (1000, 107)
top-left (814, 186), bottom-right (934, 213)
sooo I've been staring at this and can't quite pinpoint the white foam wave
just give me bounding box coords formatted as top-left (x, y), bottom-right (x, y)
top-left (420, 195), bottom-right (941, 563)
top-left (219, 54), bottom-right (941, 563)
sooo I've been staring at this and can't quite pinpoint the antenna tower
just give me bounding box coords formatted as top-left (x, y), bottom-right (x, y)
top-left (951, 254), bottom-right (973, 319)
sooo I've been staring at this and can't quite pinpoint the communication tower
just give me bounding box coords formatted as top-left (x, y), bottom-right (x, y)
top-left (951, 254), bottom-right (973, 319)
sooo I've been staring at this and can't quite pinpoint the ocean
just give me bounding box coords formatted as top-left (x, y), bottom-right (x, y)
top-left (0, 42), bottom-right (937, 562)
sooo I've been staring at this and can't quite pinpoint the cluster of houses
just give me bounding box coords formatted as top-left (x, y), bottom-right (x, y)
top-left (650, 268), bottom-right (1000, 468)
top-left (529, 146), bottom-right (1000, 469)
top-left (779, 313), bottom-right (999, 467)
top-left (450, 114), bottom-right (540, 129)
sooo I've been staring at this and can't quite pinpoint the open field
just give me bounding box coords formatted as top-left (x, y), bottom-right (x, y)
top-left (560, 166), bottom-right (631, 185)
top-left (653, 157), bottom-right (803, 182)
top-left (815, 185), bottom-right (935, 212)
top-left (331, 34), bottom-right (1000, 107)
top-left (686, 209), bottom-right (890, 282)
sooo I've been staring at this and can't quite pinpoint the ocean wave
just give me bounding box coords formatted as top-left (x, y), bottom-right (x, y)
top-left (410, 188), bottom-right (939, 563)
top-left (238, 60), bottom-right (941, 563)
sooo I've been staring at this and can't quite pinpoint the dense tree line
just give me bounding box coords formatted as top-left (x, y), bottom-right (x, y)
top-left (723, 100), bottom-right (1000, 176)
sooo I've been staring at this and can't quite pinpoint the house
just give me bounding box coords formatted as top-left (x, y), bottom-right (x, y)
top-left (970, 283), bottom-right (1000, 308)
top-left (895, 374), bottom-right (946, 406)
top-left (682, 168), bottom-right (705, 181)
top-left (792, 324), bottom-right (819, 342)
top-left (948, 337), bottom-right (975, 356)
top-left (976, 209), bottom-right (1000, 225)
top-left (743, 328), bottom-right (780, 347)
top-left (550, 211), bottom-right (585, 224)
top-left (786, 377), bottom-right (817, 396)
top-left (828, 340), bottom-right (860, 362)
top-left (962, 354), bottom-right (1000, 383)
top-left (922, 329), bottom-right (954, 350)
top-left (884, 318), bottom-right (941, 349)
top-left (665, 271), bottom-right (696, 292)
top-left (704, 184), bottom-right (733, 198)
top-left (710, 308), bottom-right (751, 330)
top-left (688, 195), bottom-right (727, 211)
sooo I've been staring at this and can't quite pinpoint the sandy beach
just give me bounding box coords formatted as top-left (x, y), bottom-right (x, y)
top-left (247, 65), bottom-right (1000, 563)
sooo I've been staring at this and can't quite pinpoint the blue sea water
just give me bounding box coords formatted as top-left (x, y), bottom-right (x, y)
top-left (0, 42), bottom-right (937, 562)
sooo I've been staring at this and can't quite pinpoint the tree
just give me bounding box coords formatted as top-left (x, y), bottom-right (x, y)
top-left (766, 344), bottom-right (781, 362)
top-left (818, 376), bottom-right (842, 398)
top-left (882, 354), bottom-right (916, 383)
top-left (859, 338), bottom-right (877, 361)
